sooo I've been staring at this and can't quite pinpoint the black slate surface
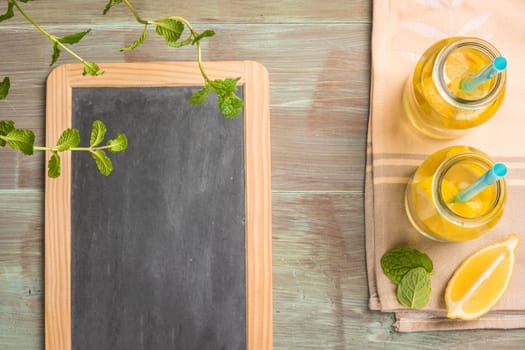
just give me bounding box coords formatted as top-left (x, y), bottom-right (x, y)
top-left (71, 87), bottom-right (246, 350)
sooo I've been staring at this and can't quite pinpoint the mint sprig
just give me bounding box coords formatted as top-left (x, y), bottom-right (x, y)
top-left (397, 267), bottom-right (432, 309)
top-left (5, 0), bottom-right (102, 76)
top-left (51, 29), bottom-right (92, 66)
top-left (381, 246), bottom-right (433, 309)
top-left (103, 0), bottom-right (243, 118)
top-left (190, 79), bottom-right (244, 118)
top-left (42, 120), bottom-right (127, 178)
top-left (0, 119), bottom-right (127, 178)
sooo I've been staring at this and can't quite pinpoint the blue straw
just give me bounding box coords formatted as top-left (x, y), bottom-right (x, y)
top-left (454, 163), bottom-right (507, 203)
top-left (460, 56), bottom-right (507, 92)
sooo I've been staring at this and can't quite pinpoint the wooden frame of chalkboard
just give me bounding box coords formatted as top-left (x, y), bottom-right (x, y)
top-left (44, 61), bottom-right (272, 350)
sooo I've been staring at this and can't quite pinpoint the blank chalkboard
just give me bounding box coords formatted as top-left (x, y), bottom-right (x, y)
top-left (45, 62), bottom-right (272, 350)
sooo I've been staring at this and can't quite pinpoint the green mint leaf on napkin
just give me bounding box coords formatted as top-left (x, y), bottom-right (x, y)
top-left (381, 246), bottom-right (433, 309)
top-left (0, 77), bottom-right (10, 100)
top-left (381, 247), bottom-right (433, 284)
top-left (55, 128), bottom-right (80, 151)
top-left (396, 267), bottom-right (432, 309)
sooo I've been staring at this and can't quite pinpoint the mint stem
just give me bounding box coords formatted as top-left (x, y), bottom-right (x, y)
top-left (122, 0), bottom-right (211, 84)
top-left (122, 0), bottom-right (149, 25)
top-left (33, 145), bottom-right (113, 152)
top-left (12, 0), bottom-right (87, 64)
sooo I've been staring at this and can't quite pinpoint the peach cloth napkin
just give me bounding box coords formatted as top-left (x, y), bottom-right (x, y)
top-left (366, 0), bottom-right (525, 331)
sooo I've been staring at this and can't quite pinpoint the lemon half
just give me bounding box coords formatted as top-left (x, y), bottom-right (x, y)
top-left (445, 233), bottom-right (520, 320)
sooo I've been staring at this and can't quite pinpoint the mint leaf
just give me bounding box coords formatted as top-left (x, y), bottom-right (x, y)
top-left (154, 19), bottom-right (184, 47)
top-left (51, 42), bottom-right (61, 66)
top-left (103, 0), bottom-right (123, 15)
top-left (58, 29), bottom-right (91, 45)
top-left (381, 247), bottom-right (433, 284)
top-left (0, 120), bottom-right (15, 147)
top-left (189, 85), bottom-right (210, 105)
top-left (192, 29), bottom-right (215, 45)
top-left (107, 133), bottom-right (128, 153)
top-left (90, 120), bottom-right (107, 147)
top-left (83, 61), bottom-right (103, 76)
top-left (396, 267), bottom-right (431, 309)
top-left (56, 128), bottom-right (80, 151)
top-left (165, 36), bottom-right (193, 49)
top-left (224, 78), bottom-right (240, 93)
top-left (215, 78), bottom-right (240, 95)
top-left (91, 149), bottom-right (113, 176)
top-left (0, 1), bottom-right (14, 23)
top-left (218, 95), bottom-right (243, 119)
top-left (51, 30), bottom-right (91, 66)
top-left (210, 78), bottom-right (243, 118)
top-left (5, 128), bottom-right (35, 155)
top-left (0, 77), bottom-right (10, 100)
top-left (48, 152), bottom-right (61, 178)
top-left (120, 25), bottom-right (148, 52)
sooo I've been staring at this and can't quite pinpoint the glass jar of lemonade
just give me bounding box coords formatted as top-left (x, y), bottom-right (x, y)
top-left (403, 37), bottom-right (506, 139)
top-left (405, 146), bottom-right (507, 242)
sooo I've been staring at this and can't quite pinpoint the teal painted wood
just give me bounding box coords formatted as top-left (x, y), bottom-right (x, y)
top-left (0, 190), bottom-right (44, 350)
top-left (0, 0), bottom-right (371, 25)
top-left (2, 1), bottom-right (525, 349)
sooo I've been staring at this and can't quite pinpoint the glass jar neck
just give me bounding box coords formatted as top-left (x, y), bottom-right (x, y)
top-left (433, 152), bottom-right (505, 227)
top-left (433, 37), bottom-right (505, 110)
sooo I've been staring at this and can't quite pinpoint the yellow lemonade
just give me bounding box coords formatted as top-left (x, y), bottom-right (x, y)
top-left (405, 146), bottom-right (507, 242)
top-left (403, 37), bottom-right (506, 139)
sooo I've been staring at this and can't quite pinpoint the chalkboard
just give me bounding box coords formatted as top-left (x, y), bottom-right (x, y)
top-left (45, 62), bottom-right (272, 350)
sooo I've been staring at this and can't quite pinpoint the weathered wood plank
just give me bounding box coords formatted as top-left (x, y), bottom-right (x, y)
top-left (0, 190), bottom-right (44, 350)
top-left (6, 1), bottom-right (523, 348)
top-left (0, 24), bottom-right (370, 191)
top-left (272, 191), bottom-right (367, 349)
top-left (0, 0), bottom-right (371, 25)
top-left (272, 192), bottom-right (525, 349)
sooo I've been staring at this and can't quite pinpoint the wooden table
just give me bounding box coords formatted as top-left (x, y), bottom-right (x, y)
top-left (1, 1), bottom-right (524, 348)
